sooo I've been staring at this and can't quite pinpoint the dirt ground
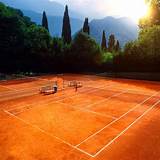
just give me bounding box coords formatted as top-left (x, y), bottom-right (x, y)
top-left (0, 74), bottom-right (160, 160)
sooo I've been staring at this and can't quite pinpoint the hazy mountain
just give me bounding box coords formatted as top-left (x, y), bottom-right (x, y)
top-left (22, 10), bottom-right (83, 37)
top-left (2, 0), bottom-right (138, 46)
top-left (1, 0), bottom-right (83, 19)
top-left (90, 17), bottom-right (139, 47)
top-left (23, 11), bottom-right (139, 45)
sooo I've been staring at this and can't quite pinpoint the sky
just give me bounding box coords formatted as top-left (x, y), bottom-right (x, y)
top-left (50, 0), bottom-right (148, 22)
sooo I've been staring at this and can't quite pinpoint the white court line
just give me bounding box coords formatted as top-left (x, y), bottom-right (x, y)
top-left (0, 81), bottom-right (73, 101)
top-left (57, 101), bottom-right (117, 120)
top-left (0, 87), bottom-right (38, 97)
top-left (0, 77), bottom-right (100, 97)
top-left (75, 91), bottom-right (159, 148)
top-left (4, 89), bottom-right (160, 158)
top-left (81, 83), bottom-right (158, 98)
top-left (0, 85), bottom-right (18, 91)
top-left (85, 90), bottom-right (128, 109)
top-left (109, 86), bottom-right (157, 96)
top-left (0, 85), bottom-right (43, 97)
top-left (56, 89), bottom-right (129, 119)
top-left (6, 83), bottom-right (151, 116)
top-left (0, 76), bottom-right (58, 97)
top-left (0, 92), bottom-right (38, 103)
top-left (109, 86), bottom-right (158, 97)
top-left (0, 81), bottom-right (64, 97)
top-left (6, 83), bottom-right (115, 113)
top-left (94, 99), bottom-right (160, 157)
top-left (8, 86), bottom-right (114, 113)
top-left (0, 78), bottom-right (71, 97)
top-left (0, 75), bottom-right (99, 96)
top-left (76, 85), bottom-right (157, 99)
top-left (3, 110), bottom-right (94, 158)
top-left (0, 79), bottom-right (54, 94)
top-left (10, 87), bottom-right (121, 119)
top-left (56, 84), bottom-right (126, 103)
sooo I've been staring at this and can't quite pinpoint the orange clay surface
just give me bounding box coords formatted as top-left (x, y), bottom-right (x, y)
top-left (0, 74), bottom-right (160, 160)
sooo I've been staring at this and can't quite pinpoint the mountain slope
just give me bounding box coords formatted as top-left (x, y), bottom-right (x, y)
top-left (22, 10), bottom-right (83, 37)
top-left (1, 0), bottom-right (83, 19)
top-left (90, 17), bottom-right (139, 47)
top-left (2, 0), bottom-right (138, 46)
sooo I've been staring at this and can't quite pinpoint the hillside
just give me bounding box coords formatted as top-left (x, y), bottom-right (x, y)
top-left (0, 0), bottom-right (83, 19)
top-left (1, 0), bottom-right (138, 45)
top-left (23, 10), bottom-right (138, 45)
top-left (90, 17), bottom-right (139, 46)
top-left (22, 10), bottom-right (83, 37)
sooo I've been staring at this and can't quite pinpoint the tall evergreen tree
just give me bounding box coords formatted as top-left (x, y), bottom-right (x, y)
top-left (62, 5), bottom-right (72, 44)
top-left (42, 11), bottom-right (49, 31)
top-left (101, 30), bottom-right (107, 50)
top-left (115, 40), bottom-right (120, 52)
top-left (108, 34), bottom-right (115, 52)
top-left (83, 18), bottom-right (90, 35)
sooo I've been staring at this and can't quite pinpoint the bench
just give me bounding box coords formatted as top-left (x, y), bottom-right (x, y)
top-left (43, 89), bottom-right (54, 95)
top-left (39, 85), bottom-right (52, 94)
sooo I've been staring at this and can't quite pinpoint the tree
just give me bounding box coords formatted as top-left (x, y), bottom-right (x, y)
top-left (42, 11), bottom-right (49, 32)
top-left (25, 24), bottom-right (51, 52)
top-left (115, 40), bottom-right (120, 52)
top-left (71, 32), bottom-right (101, 71)
top-left (62, 5), bottom-right (72, 44)
top-left (119, 25), bottom-right (160, 72)
top-left (148, 0), bottom-right (160, 25)
top-left (108, 34), bottom-right (115, 52)
top-left (139, 0), bottom-right (160, 28)
top-left (101, 30), bottom-right (107, 50)
top-left (83, 18), bottom-right (90, 35)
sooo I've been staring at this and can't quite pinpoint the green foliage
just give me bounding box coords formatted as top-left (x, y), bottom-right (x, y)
top-left (83, 18), bottom-right (90, 35)
top-left (51, 37), bottom-right (64, 55)
top-left (71, 32), bottom-right (101, 70)
top-left (134, 0), bottom-right (160, 71)
top-left (116, 25), bottom-right (160, 72)
top-left (25, 24), bottom-right (51, 51)
top-left (101, 52), bottom-right (113, 63)
top-left (0, 2), bottom-right (51, 72)
top-left (114, 0), bottom-right (160, 72)
top-left (0, 2), bottom-right (105, 73)
top-left (4, 1), bottom-right (159, 73)
top-left (0, 2), bottom-right (31, 72)
top-left (139, 0), bottom-right (160, 28)
top-left (124, 25), bottom-right (160, 58)
top-left (62, 5), bottom-right (72, 44)
top-left (138, 25), bottom-right (160, 56)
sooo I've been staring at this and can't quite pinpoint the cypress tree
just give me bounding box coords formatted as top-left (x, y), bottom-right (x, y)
top-left (62, 5), bottom-right (72, 44)
top-left (83, 18), bottom-right (90, 35)
top-left (108, 34), bottom-right (115, 52)
top-left (115, 40), bottom-right (120, 52)
top-left (42, 11), bottom-right (49, 31)
top-left (101, 30), bottom-right (107, 50)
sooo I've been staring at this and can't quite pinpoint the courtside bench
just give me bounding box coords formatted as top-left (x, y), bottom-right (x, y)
top-left (39, 85), bottom-right (52, 94)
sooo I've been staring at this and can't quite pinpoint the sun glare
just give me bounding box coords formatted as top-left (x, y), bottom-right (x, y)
top-left (121, 0), bottom-right (149, 23)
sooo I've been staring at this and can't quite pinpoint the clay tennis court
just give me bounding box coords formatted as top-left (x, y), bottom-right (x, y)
top-left (0, 74), bottom-right (160, 160)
